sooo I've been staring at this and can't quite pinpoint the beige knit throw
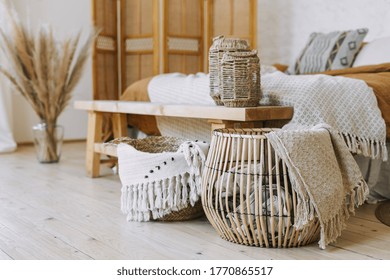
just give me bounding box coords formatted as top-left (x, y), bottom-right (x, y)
top-left (266, 124), bottom-right (369, 249)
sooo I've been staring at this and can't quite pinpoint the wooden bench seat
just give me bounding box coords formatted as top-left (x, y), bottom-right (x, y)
top-left (74, 100), bottom-right (293, 177)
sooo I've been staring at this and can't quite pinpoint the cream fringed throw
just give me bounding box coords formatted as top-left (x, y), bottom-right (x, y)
top-left (266, 124), bottom-right (369, 249)
top-left (117, 140), bottom-right (209, 222)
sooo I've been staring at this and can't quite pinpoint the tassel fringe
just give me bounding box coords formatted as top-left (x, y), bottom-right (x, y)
top-left (121, 171), bottom-right (202, 222)
top-left (340, 132), bottom-right (388, 161)
top-left (120, 140), bottom-right (208, 222)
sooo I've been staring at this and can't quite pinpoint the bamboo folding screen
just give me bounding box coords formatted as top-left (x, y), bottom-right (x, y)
top-left (207, 0), bottom-right (257, 50)
top-left (92, 0), bottom-right (257, 100)
top-left (121, 0), bottom-right (157, 91)
top-left (92, 0), bottom-right (119, 100)
top-left (163, 0), bottom-right (204, 74)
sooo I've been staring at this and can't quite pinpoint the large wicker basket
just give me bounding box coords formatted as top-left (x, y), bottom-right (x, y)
top-left (220, 50), bottom-right (261, 107)
top-left (202, 129), bottom-right (320, 248)
top-left (209, 35), bottom-right (250, 105)
top-left (109, 136), bottom-right (206, 222)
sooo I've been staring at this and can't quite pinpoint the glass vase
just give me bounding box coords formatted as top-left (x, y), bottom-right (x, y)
top-left (32, 123), bottom-right (64, 163)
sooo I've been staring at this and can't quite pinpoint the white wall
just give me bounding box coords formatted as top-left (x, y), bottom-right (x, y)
top-left (11, 0), bottom-right (93, 142)
top-left (258, 0), bottom-right (390, 65)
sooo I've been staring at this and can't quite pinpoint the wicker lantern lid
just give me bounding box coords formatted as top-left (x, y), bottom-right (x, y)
top-left (209, 35), bottom-right (250, 52)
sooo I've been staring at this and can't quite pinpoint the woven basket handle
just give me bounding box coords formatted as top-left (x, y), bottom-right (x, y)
top-left (213, 35), bottom-right (225, 42)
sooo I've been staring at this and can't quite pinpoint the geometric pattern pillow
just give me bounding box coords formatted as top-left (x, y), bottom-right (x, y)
top-left (287, 28), bottom-right (368, 74)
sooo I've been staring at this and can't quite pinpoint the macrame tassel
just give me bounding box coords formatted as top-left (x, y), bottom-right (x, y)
top-left (155, 181), bottom-right (163, 209)
top-left (345, 134), bottom-right (352, 151)
top-left (356, 179), bottom-right (369, 205)
top-left (148, 182), bottom-right (155, 210)
top-left (121, 185), bottom-right (130, 213)
top-left (132, 185), bottom-right (139, 211)
top-left (174, 175), bottom-right (182, 208)
top-left (141, 184), bottom-right (149, 211)
top-left (137, 185), bottom-right (143, 212)
top-left (143, 211), bottom-right (150, 221)
top-left (348, 188), bottom-right (356, 213)
top-left (181, 175), bottom-right (189, 207)
top-left (189, 173), bottom-right (198, 206)
top-left (381, 141), bottom-right (388, 161)
top-left (126, 210), bottom-right (134, 222)
top-left (137, 211), bottom-right (143, 221)
top-left (162, 179), bottom-right (168, 209)
top-left (167, 177), bottom-right (175, 207)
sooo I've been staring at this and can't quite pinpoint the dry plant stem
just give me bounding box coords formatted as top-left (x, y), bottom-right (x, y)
top-left (45, 124), bottom-right (58, 162)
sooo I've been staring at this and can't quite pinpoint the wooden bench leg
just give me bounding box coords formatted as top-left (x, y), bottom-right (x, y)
top-left (86, 111), bottom-right (103, 178)
top-left (112, 113), bottom-right (128, 139)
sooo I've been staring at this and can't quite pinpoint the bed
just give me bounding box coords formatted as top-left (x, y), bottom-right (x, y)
top-left (120, 35), bottom-right (390, 202)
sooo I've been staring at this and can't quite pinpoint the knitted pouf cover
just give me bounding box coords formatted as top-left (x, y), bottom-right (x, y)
top-left (112, 137), bottom-right (209, 222)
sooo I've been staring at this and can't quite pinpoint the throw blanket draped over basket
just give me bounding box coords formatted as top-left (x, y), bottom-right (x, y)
top-left (266, 124), bottom-right (369, 249)
top-left (116, 137), bottom-right (209, 222)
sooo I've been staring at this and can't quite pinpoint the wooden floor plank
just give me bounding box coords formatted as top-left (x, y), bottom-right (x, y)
top-left (0, 142), bottom-right (389, 260)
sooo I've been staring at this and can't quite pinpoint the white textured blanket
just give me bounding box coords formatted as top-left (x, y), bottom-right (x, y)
top-left (261, 71), bottom-right (387, 160)
top-left (148, 70), bottom-right (387, 159)
top-left (266, 124), bottom-right (369, 249)
top-left (117, 139), bottom-right (209, 221)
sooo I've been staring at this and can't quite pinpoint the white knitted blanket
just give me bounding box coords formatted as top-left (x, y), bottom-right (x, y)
top-left (117, 140), bottom-right (209, 222)
top-left (266, 124), bottom-right (369, 249)
top-left (260, 71), bottom-right (387, 160)
top-left (148, 70), bottom-right (387, 159)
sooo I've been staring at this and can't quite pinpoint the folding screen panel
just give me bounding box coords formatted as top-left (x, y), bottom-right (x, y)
top-left (207, 0), bottom-right (257, 49)
top-left (92, 0), bottom-right (119, 141)
top-left (92, 0), bottom-right (119, 100)
top-left (163, 0), bottom-right (204, 74)
top-left (121, 0), bottom-right (159, 91)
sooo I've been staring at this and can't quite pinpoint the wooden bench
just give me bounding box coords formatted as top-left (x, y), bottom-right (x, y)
top-left (74, 100), bottom-right (293, 177)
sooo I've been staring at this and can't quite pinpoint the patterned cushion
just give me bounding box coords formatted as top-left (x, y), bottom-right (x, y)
top-left (287, 28), bottom-right (368, 74)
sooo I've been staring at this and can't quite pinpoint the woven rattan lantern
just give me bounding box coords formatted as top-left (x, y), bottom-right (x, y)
top-left (220, 50), bottom-right (261, 107)
top-left (209, 35), bottom-right (250, 105)
top-left (202, 129), bottom-right (320, 248)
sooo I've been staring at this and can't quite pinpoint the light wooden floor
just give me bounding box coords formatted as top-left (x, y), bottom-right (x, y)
top-left (0, 142), bottom-right (389, 260)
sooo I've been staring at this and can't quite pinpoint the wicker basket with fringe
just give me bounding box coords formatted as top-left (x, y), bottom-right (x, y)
top-left (202, 128), bottom-right (320, 248)
top-left (209, 35), bottom-right (250, 105)
top-left (220, 50), bottom-right (261, 107)
top-left (109, 136), bottom-right (209, 222)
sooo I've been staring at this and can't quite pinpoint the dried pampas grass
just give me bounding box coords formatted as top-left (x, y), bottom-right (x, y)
top-left (0, 3), bottom-right (96, 162)
top-left (0, 4), bottom-right (96, 125)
